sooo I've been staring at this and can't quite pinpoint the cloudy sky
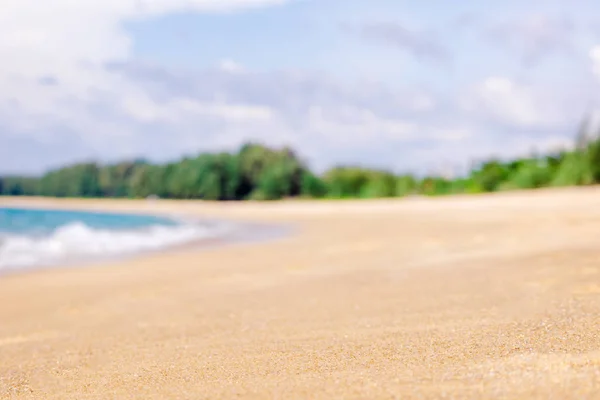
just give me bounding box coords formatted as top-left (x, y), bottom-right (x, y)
top-left (1, 0), bottom-right (600, 175)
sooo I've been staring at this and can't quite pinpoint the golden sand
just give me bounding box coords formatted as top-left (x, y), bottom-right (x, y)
top-left (2, 188), bottom-right (600, 399)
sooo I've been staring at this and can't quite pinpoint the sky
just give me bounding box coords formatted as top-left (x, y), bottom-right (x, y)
top-left (2, 0), bottom-right (600, 176)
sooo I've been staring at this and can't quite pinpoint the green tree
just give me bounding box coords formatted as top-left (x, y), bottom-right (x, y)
top-left (5, 123), bottom-right (600, 202)
top-left (301, 171), bottom-right (328, 198)
top-left (395, 175), bottom-right (417, 197)
top-left (498, 159), bottom-right (553, 190)
top-left (323, 167), bottom-right (370, 198)
top-left (469, 160), bottom-right (511, 192)
top-left (419, 177), bottom-right (453, 196)
top-left (360, 172), bottom-right (397, 198)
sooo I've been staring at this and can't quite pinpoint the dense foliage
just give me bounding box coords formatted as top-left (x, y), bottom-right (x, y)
top-left (2, 131), bottom-right (600, 200)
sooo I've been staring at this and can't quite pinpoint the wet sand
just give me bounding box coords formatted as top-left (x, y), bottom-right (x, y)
top-left (1, 188), bottom-right (600, 399)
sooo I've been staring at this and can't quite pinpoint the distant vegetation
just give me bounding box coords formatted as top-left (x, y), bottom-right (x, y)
top-left (2, 123), bottom-right (600, 201)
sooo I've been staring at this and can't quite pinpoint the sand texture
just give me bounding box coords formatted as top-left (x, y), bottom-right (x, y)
top-left (2, 188), bottom-right (600, 399)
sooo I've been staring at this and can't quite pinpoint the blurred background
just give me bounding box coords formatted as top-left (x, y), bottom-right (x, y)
top-left (1, 0), bottom-right (600, 199)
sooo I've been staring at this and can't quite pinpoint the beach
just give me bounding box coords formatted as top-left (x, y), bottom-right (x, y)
top-left (1, 188), bottom-right (600, 399)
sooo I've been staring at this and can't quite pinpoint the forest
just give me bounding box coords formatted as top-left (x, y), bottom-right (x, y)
top-left (2, 126), bottom-right (600, 201)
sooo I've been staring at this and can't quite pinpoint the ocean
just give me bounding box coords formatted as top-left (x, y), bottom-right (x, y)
top-left (0, 207), bottom-right (230, 271)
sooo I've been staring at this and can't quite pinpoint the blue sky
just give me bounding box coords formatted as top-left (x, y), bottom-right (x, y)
top-left (2, 0), bottom-right (600, 176)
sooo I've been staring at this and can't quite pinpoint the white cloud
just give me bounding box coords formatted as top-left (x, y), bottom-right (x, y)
top-left (307, 105), bottom-right (418, 144)
top-left (0, 0), bottom-right (288, 138)
top-left (462, 76), bottom-right (566, 128)
top-left (121, 93), bottom-right (273, 123)
top-left (431, 127), bottom-right (471, 142)
top-left (590, 45), bottom-right (600, 78)
top-left (178, 99), bottom-right (274, 121)
top-left (305, 105), bottom-right (475, 149)
top-left (219, 59), bottom-right (246, 73)
top-left (410, 93), bottom-right (436, 112)
top-left (484, 15), bottom-right (575, 65)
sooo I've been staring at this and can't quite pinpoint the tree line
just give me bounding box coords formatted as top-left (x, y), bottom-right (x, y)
top-left (2, 129), bottom-right (600, 201)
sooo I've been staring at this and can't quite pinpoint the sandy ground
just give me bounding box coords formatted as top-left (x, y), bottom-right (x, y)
top-left (2, 188), bottom-right (600, 399)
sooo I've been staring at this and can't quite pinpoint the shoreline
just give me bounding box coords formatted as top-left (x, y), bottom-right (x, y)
top-left (0, 205), bottom-right (294, 278)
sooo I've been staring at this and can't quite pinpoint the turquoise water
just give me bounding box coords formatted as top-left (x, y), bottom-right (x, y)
top-left (0, 207), bottom-right (226, 271)
top-left (0, 208), bottom-right (177, 235)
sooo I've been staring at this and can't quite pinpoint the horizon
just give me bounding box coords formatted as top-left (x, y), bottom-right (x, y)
top-left (2, 0), bottom-right (600, 176)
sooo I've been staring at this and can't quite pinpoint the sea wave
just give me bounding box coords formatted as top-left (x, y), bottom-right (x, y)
top-left (0, 220), bottom-right (231, 270)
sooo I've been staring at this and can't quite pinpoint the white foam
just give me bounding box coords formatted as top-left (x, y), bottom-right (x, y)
top-left (0, 220), bottom-right (232, 270)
